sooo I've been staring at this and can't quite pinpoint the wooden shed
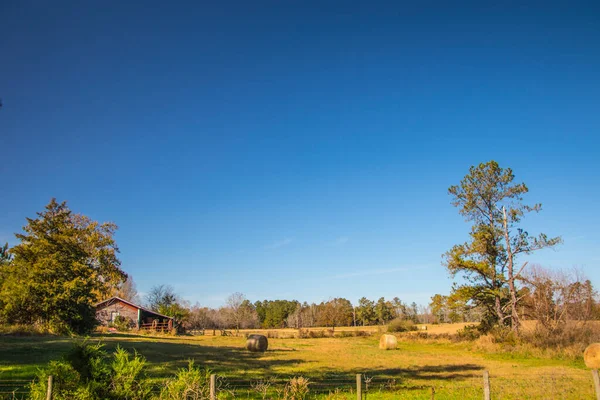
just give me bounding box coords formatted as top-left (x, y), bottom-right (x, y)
top-left (95, 297), bottom-right (174, 331)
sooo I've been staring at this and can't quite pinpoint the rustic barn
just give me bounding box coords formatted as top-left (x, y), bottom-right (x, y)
top-left (95, 297), bottom-right (174, 331)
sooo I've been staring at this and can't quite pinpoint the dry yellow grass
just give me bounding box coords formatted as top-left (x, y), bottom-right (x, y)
top-left (0, 328), bottom-right (596, 399)
top-left (238, 322), bottom-right (472, 338)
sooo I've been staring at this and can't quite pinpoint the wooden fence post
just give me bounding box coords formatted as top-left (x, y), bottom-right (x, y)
top-left (356, 374), bottom-right (362, 400)
top-left (483, 370), bottom-right (491, 400)
top-left (46, 375), bottom-right (53, 400)
top-left (210, 374), bottom-right (216, 400)
top-left (592, 369), bottom-right (600, 400)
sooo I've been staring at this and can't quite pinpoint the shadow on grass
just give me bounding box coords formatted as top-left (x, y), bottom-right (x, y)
top-left (0, 335), bottom-right (483, 386)
top-left (286, 363), bottom-right (484, 385)
top-left (0, 336), bottom-right (308, 380)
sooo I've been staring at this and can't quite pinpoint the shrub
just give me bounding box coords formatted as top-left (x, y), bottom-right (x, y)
top-left (308, 330), bottom-right (326, 338)
top-left (0, 324), bottom-right (52, 336)
top-left (387, 319), bottom-right (416, 333)
top-left (109, 315), bottom-right (132, 332)
top-left (30, 342), bottom-right (153, 400)
top-left (456, 324), bottom-right (481, 341)
top-left (297, 329), bottom-right (309, 339)
top-left (111, 347), bottom-right (152, 399)
top-left (30, 360), bottom-right (90, 400)
top-left (520, 321), bottom-right (600, 352)
top-left (30, 342), bottom-right (108, 400)
top-left (159, 361), bottom-right (211, 400)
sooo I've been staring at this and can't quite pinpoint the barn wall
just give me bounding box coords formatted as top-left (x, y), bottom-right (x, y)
top-left (96, 301), bottom-right (139, 327)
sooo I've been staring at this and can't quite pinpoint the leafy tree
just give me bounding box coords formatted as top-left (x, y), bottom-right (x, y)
top-left (146, 284), bottom-right (189, 323)
top-left (146, 284), bottom-right (178, 312)
top-left (0, 199), bottom-right (125, 334)
top-left (374, 297), bottom-right (393, 325)
top-left (430, 294), bottom-right (448, 323)
top-left (318, 298), bottom-right (353, 331)
top-left (355, 297), bottom-right (376, 326)
top-left (391, 297), bottom-right (407, 320)
top-left (255, 299), bottom-right (299, 328)
top-left (444, 161), bottom-right (561, 332)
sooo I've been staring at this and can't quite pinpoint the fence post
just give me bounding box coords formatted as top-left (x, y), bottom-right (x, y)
top-left (46, 375), bottom-right (53, 400)
top-left (483, 371), bottom-right (491, 400)
top-left (210, 374), bottom-right (216, 400)
top-left (592, 369), bottom-right (600, 400)
top-left (356, 374), bottom-right (362, 400)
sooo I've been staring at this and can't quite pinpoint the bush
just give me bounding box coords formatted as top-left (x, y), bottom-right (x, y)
top-left (30, 342), bottom-right (153, 400)
top-left (0, 324), bottom-right (53, 336)
top-left (109, 315), bottom-right (132, 332)
top-left (159, 361), bottom-right (211, 400)
top-left (111, 347), bottom-right (152, 399)
top-left (387, 319), bottom-right (416, 333)
top-left (308, 330), bottom-right (326, 338)
top-left (521, 321), bottom-right (600, 351)
top-left (456, 324), bottom-right (481, 341)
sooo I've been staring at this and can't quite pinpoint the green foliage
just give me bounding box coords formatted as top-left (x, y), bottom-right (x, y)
top-left (317, 298), bottom-right (353, 331)
top-left (30, 342), bottom-right (108, 400)
top-left (29, 360), bottom-right (87, 400)
top-left (146, 284), bottom-right (189, 327)
top-left (355, 297), bottom-right (376, 326)
top-left (386, 318), bottom-right (416, 333)
top-left (429, 294), bottom-right (448, 323)
top-left (30, 342), bottom-right (152, 400)
top-left (158, 361), bottom-right (211, 400)
top-left (456, 324), bottom-right (481, 341)
top-left (109, 315), bottom-right (132, 332)
top-left (110, 347), bottom-right (152, 400)
top-left (0, 199), bottom-right (126, 334)
top-left (374, 297), bottom-right (393, 325)
top-left (444, 161), bottom-right (560, 332)
top-left (254, 300), bottom-right (300, 328)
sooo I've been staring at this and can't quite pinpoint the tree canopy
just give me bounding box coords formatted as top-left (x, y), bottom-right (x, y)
top-left (0, 199), bottom-right (126, 334)
top-left (444, 161), bottom-right (561, 331)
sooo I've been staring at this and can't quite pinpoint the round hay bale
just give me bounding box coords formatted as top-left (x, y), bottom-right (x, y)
top-left (379, 334), bottom-right (397, 350)
top-left (584, 343), bottom-right (600, 369)
top-left (246, 334), bottom-right (268, 352)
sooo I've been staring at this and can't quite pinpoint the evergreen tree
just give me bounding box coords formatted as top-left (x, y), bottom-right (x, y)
top-left (0, 199), bottom-right (126, 333)
top-left (444, 161), bottom-right (561, 332)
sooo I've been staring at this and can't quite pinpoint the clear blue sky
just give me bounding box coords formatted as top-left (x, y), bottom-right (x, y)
top-left (1, 2), bottom-right (599, 308)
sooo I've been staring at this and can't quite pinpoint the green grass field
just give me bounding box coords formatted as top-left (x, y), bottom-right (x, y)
top-left (0, 331), bottom-right (596, 399)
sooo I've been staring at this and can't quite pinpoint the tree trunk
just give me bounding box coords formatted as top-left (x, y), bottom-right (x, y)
top-left (502, 206), bottom-right (520, 333)
top-left (495, 294), bottom-right (504, 324)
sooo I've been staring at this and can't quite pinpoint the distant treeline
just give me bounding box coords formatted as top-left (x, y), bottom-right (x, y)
top-left (144, 289), bottom-right (481, 332)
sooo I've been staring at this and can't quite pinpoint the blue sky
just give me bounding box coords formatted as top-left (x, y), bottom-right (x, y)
top-left (1, 2), bottom-right (599, 307)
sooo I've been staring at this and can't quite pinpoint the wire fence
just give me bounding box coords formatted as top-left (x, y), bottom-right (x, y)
top-left (1, 370), bottom-right (599, 399)
top-left (0, 379), bottom-right (31, 399)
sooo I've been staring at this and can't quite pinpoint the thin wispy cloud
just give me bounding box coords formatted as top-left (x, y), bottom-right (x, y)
top-left (264, 238), bottom-right (293, 250)
top-left (332, 267), bottom-right (410, 279)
